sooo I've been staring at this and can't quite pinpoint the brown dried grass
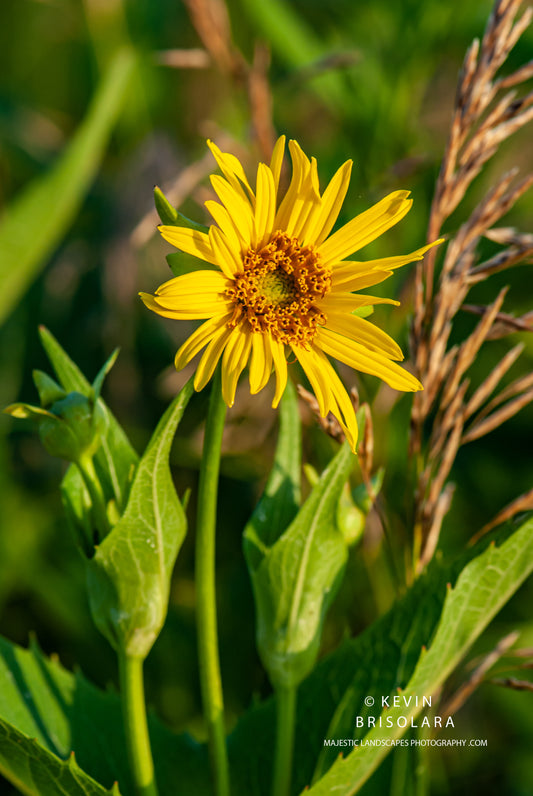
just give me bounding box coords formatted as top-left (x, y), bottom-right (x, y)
top-left (410, 0), bottom-right (533, 574)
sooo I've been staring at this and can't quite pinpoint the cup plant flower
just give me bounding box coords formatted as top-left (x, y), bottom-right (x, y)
top-left (141, 137), bottom-right (439, 451)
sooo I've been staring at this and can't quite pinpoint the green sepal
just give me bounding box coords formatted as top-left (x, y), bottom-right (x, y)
top-left (39, 326), bottom-right (138, 515)
top-left (92, 348), bottom-right (119, 401)
top-left (4, 391), bottom-right (106, 464)
top-left (86, 379), bottom-right (194, 658)
top-left (337, 469), bottom-right (385, 546)
top-left (154, 185), bottom-right (209, 233)
top-left (3, 402), bottom-right (55, 421)
top-left (244, 387), bottom-right (354, 689)
top-left (32, 369), bottom-right (66, 406)
top-left (166, 251), bottom-right (218, 277)
top-left (352, 305), bottom-right (373, 318)
top-left (154, 185), bottom-right (178, 225)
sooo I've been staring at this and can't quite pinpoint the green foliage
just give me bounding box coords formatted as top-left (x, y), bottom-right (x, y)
top-left (306, 516), bottom-right (533, 794)
top-left (0, 726), bottom-right (120, 796)
top-left (87, 378), bottom-right (194, 658)
top-left (0, 635), bottom-right (208, 796)
top-left (227, 517), bottom-right (533, 794)
top-left (0, 49), bottom-right (135, 325)
top-left (244, 385), bottom-right (355, 689)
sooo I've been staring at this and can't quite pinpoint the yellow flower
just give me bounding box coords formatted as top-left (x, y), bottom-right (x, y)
top-left (141, 138), bottom-right (439, 451)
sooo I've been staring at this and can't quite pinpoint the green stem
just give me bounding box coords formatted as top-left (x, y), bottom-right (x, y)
top-left (196, 368), bottom-right (230, 796)
top-left (272, 685), bottom-right (297, 796)
top-left (118, 653), bottom-right (159, 796)
top-left (77, 453), bottom-right (111, 538)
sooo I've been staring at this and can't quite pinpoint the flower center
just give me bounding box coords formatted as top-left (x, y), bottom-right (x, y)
top-left (226, 231), bottom-right (331, 345)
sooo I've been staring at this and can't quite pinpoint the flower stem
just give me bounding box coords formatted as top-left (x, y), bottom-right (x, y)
top-left (118, 653), bottom-right (159, 796)
top-left (272, 685), bottom-right (297, 796)
top-left (196, 368), bottom-right (230, 796)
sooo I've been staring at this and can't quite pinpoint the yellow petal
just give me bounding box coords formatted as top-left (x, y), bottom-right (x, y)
top-left (324, 312), bottom-right (404, 360)
top-left (205, 199), bottom-right (246, 255)
top-left (194, 324), bottom-right (234, 391)
top-left (293, 344), bottom-right (358, 451)
top-left (269, 135), bottom-right (286, 194)
top-left (318, 190), bottom-right (412, 266)
top-left (331, 266), bottom-right (394, 293)
top-left (209, 226), bottom-right (243, 277)
top-left (316, 327), bottom-right (422, 392)
top-left (254, 163), bottom-right (276, 247)
top-left (269, 337), bottom-right (288, 408)
top-left (175, 313), bottom-right (233, 371)
top-left (336, 240), bottom-right (443, 276)
top-left (221, 325), bottom-right (253, 406)
top-left (304, 159), bottom-right (353, 247)
top-left (207, 139), bottom-right (255, 205)
top-left (249, 332), bottom-right (273, 394)
top-left (274, 140), bottom-right (320, 236)
top-left (146, 270), bottom-right (230, 318)
top-left (321, 356), bottom-right (358, 452)
top-left (156, 270), bottom-right (228, 296)
top-left (291, 156), bottom-right (322, 241)
top-left (210, 175), bottom-right (254, 247)
top-left (139, 291), bottom-right (229, 320)
top-left (318, 292), bottom-right (399, 313)
top-left (293, 345), bottom-right (331, 417)
top-left (159, 226), bottom-right (218, 265)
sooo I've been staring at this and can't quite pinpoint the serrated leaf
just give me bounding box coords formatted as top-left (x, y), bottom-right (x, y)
top-left (87, 379), bottom-right (194, 657)
top-left (306, 515), bottom-right (533, 795)
top-left (0, 49), bottom-right (135, 326)
top-left (245, 441), bottom-right (354, 689)
top-left (0, 635), bottom-right (209, 795)
top-left (0, 723), bottom-right (120, 796)
top-left (39, 326), bottom-right (138, 514)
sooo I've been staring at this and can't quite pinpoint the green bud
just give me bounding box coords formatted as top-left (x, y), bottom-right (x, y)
top-left (38, 393), bottom-right (106, 462)
top-left (244, 386), bottom-right (355, 690)
top-left (86, 383), bottom-right (193, 658)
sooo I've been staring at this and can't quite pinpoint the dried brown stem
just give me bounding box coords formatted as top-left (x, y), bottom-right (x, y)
top-left (440, 632), bottom-right (520, 722)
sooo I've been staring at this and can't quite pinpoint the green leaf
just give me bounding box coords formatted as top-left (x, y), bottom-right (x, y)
top-left (245, 439), bottom-right (354, 689)
top-left (306, 515), bottom-right (533, 795)
top-left (0, 634), bottom-right (209, 796)
top-left (39, 326), bottom-right (138, 513)
top-left (0, 49), bottom-right (136, 325)
top-left (87, 379), bottom-right (194, 658)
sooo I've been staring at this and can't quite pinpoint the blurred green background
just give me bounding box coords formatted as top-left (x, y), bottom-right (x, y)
top-left (0, 0), bottom-right (532, 794)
